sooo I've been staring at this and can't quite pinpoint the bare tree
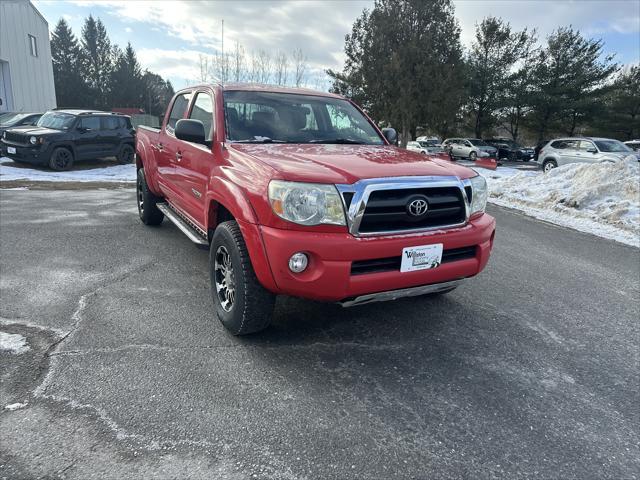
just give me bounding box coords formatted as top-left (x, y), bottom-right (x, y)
top-left (274, 50), bottom-right (288, 85)
top-left (198, 53), bottom-right (211, 83)
top-left (232, 40), bottom-right (245, 82)
top-left (291, 48), bottom-right (307, 87)
top-left (256, 49), bottom-right (272, 84)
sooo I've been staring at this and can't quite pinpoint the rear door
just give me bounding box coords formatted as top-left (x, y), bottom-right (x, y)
top-left (100, 116), bottom-right (121, 156)
top-left (75, 116), bottom-right (102, 160)
top-left (174, 89), bottom-right (216, 224)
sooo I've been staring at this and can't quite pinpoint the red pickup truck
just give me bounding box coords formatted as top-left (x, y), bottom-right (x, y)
top-left (135, 84), bottom-right (495, 335)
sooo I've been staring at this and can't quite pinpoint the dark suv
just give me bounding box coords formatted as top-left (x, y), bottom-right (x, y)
top-left (484, 138), bottom-right (534, 161)
top-left (1, 110), bottom-right (135, 170)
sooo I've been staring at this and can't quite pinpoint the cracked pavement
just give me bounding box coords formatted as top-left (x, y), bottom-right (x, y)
top-left (1, 188), bottom-right (639, 479)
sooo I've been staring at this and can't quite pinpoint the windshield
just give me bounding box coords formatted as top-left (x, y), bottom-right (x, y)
top-left (36, 112), bottom-right (76, 130)
top-left (594, 139), bottom-right (632, 153)
top-left (223, 91), bottom-right (384, 145)
top-left (469, 139), bottom-right (490, 146)
top-left (0, 113), bottom-right (30, 126)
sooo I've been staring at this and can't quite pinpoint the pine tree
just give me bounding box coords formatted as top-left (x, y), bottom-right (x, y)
top-left (80, 15), bottom-right (114, 109)
top-left (327, 0), bottom-right (465, 146)
top-left (50, 19), bottom-right (88, 108)
top-left (110, 43), bottom-right (144, 108)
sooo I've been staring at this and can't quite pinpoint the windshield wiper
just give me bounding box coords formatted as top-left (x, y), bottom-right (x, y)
top-left (308, 138), bottom-right (364, 144)
top-left (233, 136), bottom-right (288, 144)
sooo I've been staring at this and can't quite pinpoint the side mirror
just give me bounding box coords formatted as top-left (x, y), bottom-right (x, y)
top-left (175, 119), bottom-right (206, 145)
top-left (381, 128), bottom-right (398, 146)
top-left (587, 148), bottom-right (597, 154)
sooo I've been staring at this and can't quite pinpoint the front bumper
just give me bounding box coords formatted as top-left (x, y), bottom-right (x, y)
top-left (0, 141), bottom-right (50, 165)
top-left (256, 213), bottom-right (495, 302)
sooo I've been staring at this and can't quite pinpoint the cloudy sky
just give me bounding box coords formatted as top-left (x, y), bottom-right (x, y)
top-left (34, 0), bottom-right (640, 89)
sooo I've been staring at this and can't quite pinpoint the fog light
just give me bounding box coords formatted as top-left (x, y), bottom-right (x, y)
top-left (288, 252), bottom-right (308, 273)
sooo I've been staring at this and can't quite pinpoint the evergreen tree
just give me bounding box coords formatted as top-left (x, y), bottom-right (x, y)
top-left (110, 43), bottom-right (144, 107)
top-left (81, 15), bottom-right (113, 109)
top-left (142, 71), bottom-right (175, 117)
top-left (595, 66), bottom-right (640, 140)
top-left (50, 18), bottom-right (88, 108)
top-left (327, 0), bottom-right (465, 146)
top-left (530, 27), bottom-right (618, 141)
top-left (467, 17), bottom-right (532, 138)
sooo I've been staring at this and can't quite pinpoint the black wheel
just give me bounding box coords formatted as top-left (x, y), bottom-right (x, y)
top-left (49, 147), bottom-right (74, 171)
top-left (469, 151), bottom-right (477, 161)
top-left (210, 221), bottom-right (276, 335)
top-left (136, 168), bottom-right (164, 225)
top-left (542, 159), bottom-right (557, 173)
top-left (117, 144), bottom-right (135, 164)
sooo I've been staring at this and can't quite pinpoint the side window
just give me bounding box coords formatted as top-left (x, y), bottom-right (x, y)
top-left (101, 117), bottom-right (119, 130)
top-left (188, 92), bottom-right (214, 142)
top-left (167, 92), bottom-right (192, 131)
top-left (563, 140), bottom-right (580, 150)
top-left (79, 116), bottom-right (101, 131)
top-left (579, 140), bottom-right (595, 151)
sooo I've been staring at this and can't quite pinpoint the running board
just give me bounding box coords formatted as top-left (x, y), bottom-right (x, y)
top-left (156, 203), bottom-right (209, 247)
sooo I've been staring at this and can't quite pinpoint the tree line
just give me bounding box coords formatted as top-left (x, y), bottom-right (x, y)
top-left (51, 16), bottom-right (174, 117)
top-left (328, 0), bottom-right (639, 145)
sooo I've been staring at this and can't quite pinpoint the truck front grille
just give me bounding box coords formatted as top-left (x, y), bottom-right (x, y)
top-left (357, 187), bottom-right (466, 234)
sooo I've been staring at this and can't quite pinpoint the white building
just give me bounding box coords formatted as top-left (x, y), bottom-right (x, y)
top-left (0, 0), bottom-right (56, 113)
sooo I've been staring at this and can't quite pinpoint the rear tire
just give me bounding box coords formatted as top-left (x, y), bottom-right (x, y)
top-left (49, 147), bottom-right (74, 171)
top-left (117, 144), bottom-right (135, 164)
top-left (542, 159), bottom-right (558, 173)
top-left (137, 168), bottom-right (164, 225)
top-left (210, 221), bottom-right (276, 335)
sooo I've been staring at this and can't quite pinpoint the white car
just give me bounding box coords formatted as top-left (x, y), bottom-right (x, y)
top-left (442, 138), bottom-right (496, 160)
top-left (537, 137), bottom-right (639, 172)
top-left (406, 141), bottom-right (429, 154)
top-left (624, 140), bottom-right (640, 152)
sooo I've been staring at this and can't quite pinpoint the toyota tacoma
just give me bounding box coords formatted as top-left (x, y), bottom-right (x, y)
top-left (135, 84), bottom-right (495, 335)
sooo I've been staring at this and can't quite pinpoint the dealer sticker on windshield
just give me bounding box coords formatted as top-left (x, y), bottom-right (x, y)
top-left (400, 243), bottom-right (443, 273)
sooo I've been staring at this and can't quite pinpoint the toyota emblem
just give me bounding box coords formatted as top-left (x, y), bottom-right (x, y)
top-left (407, 198), bottom-right (428, 217)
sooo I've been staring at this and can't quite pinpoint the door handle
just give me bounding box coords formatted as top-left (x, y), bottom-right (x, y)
top-left (175, 151), bottom-right (182, 161)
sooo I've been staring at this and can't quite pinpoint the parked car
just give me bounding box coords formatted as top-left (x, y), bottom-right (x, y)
top-left (537, 137), bottom-right (639, 172)
top-left (406, 140), bottom-right (429, 154)
top-left (484, 138), bottom-right (534, 161)
top-left (135, 84), bottom-right (495, 335)
top-left (0, 112), bottom-right (42, 138)
top-left (416, 136), bottom-right (441, 147)
top-left (0, 110), bottom-right (135, 170)
top-left (442, 138), bottom-right (497, 160)
top-left (624, 140), bottom-right (640, 152)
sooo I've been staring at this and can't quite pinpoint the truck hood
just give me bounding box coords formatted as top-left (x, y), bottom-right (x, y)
top-left (229, 144), bottom-right (477, 184)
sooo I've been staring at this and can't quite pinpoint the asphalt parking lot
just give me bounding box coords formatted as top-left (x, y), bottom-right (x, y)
top-left (1, 188), bottom-right (638, 479)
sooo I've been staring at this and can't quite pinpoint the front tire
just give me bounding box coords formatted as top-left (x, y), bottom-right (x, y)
top-left (49, 147), bottom-right (74, 171)
top-left (210, 221), bottom-right (276, 335)
top-left (137, 168), bottom-right (164, 225)
top-left (542, 159), bottom-right (558, 173)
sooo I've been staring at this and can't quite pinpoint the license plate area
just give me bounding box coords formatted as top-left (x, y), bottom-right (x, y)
top-left (400, 243), bottom-right (443, 272)
top-left (7, 146), bottom-right (16, 154)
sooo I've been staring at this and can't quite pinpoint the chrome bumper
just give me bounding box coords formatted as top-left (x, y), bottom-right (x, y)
top-left (339, 279), bottom-right (462, 307)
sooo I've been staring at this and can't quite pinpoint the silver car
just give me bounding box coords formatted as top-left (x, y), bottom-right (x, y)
top-left (537, 137), bottom-right (639, 173)
top-left (442, 138), bottom-right (497, 160)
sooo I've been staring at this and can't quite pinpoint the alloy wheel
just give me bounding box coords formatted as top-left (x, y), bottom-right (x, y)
top-left (214, 246), bottom-right (236, 312)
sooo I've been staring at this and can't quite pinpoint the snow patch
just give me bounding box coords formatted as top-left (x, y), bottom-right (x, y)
top-left (0, 157), bottom-right (135, 183)
top-left (0, 331), bottom-right (30, 354)
top-left (4, 402), bottom-right (28, 411)
top-left (478, 160), bottom-right (640, 247)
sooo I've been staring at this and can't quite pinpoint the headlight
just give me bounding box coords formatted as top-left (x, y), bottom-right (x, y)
top-left (469, 175), bottom-right (488, 215)
top-left (268, 180), bottom-right (346, 226)
top-left (29, 136), bottom-right (37, 145)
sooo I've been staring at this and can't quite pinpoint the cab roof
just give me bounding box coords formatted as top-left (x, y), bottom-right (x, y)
top-left (182, 83), bottom-right (344, 99)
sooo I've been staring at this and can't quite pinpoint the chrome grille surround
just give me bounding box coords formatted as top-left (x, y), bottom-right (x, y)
top-left (336, 176), bottom-right (471, 237)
